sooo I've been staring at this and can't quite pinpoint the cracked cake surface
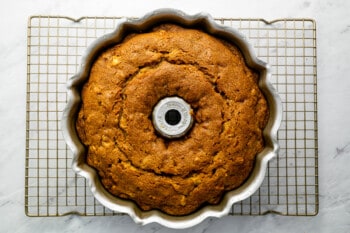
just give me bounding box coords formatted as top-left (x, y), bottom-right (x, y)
top-left (76, 24), bottom-right (269, 216)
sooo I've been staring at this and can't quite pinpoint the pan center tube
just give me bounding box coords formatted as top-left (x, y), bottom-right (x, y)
top-left (152, 97), bottom-right (193, 139)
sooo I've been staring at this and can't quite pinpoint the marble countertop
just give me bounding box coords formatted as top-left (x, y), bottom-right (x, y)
top-left (1, 0), bottom-right (349, 232)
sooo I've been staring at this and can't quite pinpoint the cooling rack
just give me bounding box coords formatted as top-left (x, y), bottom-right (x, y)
top-left (25, 16), bottom-right (318, 217)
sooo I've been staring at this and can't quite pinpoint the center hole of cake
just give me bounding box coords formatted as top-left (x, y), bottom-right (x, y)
top-left (165, 109), bottom-right (181, 125)
top-left (152, 96), bottom-right (193, 139)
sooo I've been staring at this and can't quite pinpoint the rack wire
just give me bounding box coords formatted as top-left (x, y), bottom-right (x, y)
top-left (25, 16), bottom-right (318, 217)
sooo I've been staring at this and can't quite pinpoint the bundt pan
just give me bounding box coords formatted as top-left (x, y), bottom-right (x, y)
top-left (62, 9), bottom-right (282, 228)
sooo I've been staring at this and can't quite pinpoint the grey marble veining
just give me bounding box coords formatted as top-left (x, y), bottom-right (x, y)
top-left (1, 0), bottom-right (350, 232)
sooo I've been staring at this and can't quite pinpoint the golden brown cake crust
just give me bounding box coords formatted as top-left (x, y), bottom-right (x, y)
top-left (76, 24), bottom-right (269, 215)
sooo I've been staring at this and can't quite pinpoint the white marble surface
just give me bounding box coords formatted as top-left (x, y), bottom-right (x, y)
top-left (1, 0), bottom-right (350, 232)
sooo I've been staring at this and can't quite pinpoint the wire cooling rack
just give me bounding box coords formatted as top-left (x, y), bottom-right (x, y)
top-left (25, 16), bottom-right (318, 217)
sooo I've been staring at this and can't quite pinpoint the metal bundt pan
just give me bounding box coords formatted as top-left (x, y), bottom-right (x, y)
top-left (62, 9), bottom-right (282, 228)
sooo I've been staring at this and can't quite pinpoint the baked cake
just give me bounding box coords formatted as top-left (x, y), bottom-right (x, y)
top-left (76, 24), bottom-right (269, 215)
